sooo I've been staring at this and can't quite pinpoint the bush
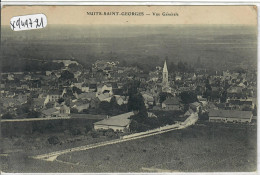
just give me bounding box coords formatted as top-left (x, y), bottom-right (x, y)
top-left (90, 130), bottom-right (100, 138)
top-left (2, 113), bottom-right (15, 119)
top-left (199, 112), bottom-right (209, 120)
top-left (47, 136), bottom-right (60, 145)
top-left (70, 108), bottom-right (78, 114)
top-left (82, 109), bottom-right (89, 114)
top-left (85, 123), bottom-right (93, 133)
top-left (70, 128), bottom-right (82, 136)
top-left (104, 129), bottom-right (116, 138)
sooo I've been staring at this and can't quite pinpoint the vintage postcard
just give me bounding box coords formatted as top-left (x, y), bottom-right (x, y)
top-left (0, 5), bottom-right (258, 173)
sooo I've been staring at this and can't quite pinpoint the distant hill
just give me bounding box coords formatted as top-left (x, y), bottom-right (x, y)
top-left (1, 24), bottom-right (257, 72)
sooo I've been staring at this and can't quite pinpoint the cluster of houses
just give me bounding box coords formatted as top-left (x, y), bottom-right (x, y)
top-left (0, 59), bottom-right (257, 129)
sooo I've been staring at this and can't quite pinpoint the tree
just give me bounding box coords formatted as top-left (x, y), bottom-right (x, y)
top-left (110, 96), bottom-right (120, 115)
top-left (199, 111), bottom-right (209, 120)
top-left (70, 128), bottom-right (82, 136)
top-left (45, 102), bottom-right (54, 109)
top-left (123, 80), bottom-right (140, 96)
top-left (72, 86), bottom-right (82, 94)
top-left (220, 90), bottom-right (227, 103)
top-left (58, 98), bottom-right (65, 104)
top-left (60, 70), bottom-right (74, 80)
top-left (159, 92), bottom-right (173, 103)
top-left (68, 63), bottom-right (81, 71)
top-left (180, 91), bottom-right (198, 104)
top-left (70, 108), bottom-right (78, 113)
top-left (85, 123), bottom-right (93, 133)
top-left (129, 120), bottom-right (150, 132)
top-left (99, 101), bottom-right (111, 112)
top-left (127, 93), bottom-right (146, 112)
top-left (48, 136), bottom-right (60, 145)
top-left (2, 113), bottom-right (15, 119)
top-left (26, 110), bottom-right (41, 118)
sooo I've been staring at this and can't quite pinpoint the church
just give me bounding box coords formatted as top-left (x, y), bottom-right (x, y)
top-left (162, 60), bottom-right (171, 93)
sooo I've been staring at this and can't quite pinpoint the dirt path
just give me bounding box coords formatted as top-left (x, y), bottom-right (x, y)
top-left (31, 113), bottom-right (198, 162)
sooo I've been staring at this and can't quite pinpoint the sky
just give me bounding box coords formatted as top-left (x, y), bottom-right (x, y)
top-left (1, 6), bottom-right (258, 26)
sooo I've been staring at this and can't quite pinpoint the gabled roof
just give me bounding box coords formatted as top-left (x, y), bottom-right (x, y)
top-left (208, 109), bottom-right (252, 119)
top-left (97, 93), bottom-right (111, 101)
top-left (163, 97), bottom-right (180, 105)
top-left (190, 102), bottom-right (200, 107)
top-left (33, 98), bottom-right (45, 106)
top-left (94, 112), bottom-right (134, 127)
top-left (42, 108), bottom-right (58, 116)
top-left (78, 92), bottom-right (96, 99)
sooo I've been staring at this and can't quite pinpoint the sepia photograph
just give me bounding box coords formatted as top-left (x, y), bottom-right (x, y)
top-left (0, 5), bottom-right (258, 173)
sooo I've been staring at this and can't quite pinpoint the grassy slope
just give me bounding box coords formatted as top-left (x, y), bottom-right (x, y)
top-left (57, 124), bottom-right (257, 172)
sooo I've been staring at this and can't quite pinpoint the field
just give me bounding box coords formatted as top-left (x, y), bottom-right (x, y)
top-left (0, 122), bottom-right (257, 172)
top-left (54, 123), bottom-right (257, 172)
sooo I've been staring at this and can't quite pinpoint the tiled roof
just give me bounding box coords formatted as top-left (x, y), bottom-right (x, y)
top-left (94, 112), bottom-right (134, 127)
top-left (163, 97), bottom-right (180, 105)
top-left (208, 109), bottom-right (252, 119)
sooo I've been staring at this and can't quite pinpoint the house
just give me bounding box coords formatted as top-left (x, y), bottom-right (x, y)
top-left (97, 83), bottom-right (113, 95)
top-left (114, 95), bottom-right (128, 105)
top-left (24, 75), bottom-right (32, 80)
top-left (74, 103), bottom-right (90, 112)
top-left (97, 93), bottom-right (111, 102)
top-left (59, 105), bottom-right (70, 117)
top-left (78, 92), bottom-right (96, 100)
top-left (90, 97), bottom-right (101, 109)
top-left (94, 112), bottom-right (134, 132)
top-left (162, 97), bottom-right (181, 111)
top-left (46, 71), bottom-right (52, 76)
top-left (41, 108), bottom-right (58, 118)
top-left (226, 98), bottom-right (254, 110)
top-left (73, 82), bottom-right (83, 89)
top-left (227, 86), bottom-right (243, 98)
top-left (7, 74), bottom-right (14, 81)
top-left (148, 112), bottom-right (157, 118)
top-left (175, 76), bottom-right (182, 81)
top-left (208, 109), bottom-right (252, 123)
top-left (47, 90), bottom-right (62, 102)
top-left (42, 105), bottom-right (70, 118)
top-left (197, 96), bottom-right (207, 106)
top-left (81, 83), bottom-right (89, 92)
top-left (32, 98), bottom-right (46, 110)
top-left (89, 83), bottom-right (97, 92)
top-left (142, 92), bottom-right (154, 108)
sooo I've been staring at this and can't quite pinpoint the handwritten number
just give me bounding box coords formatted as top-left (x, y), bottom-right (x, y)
top-left (10, 15), bottom-right (45, 31)
top-left (10, 21), bottom-right (15, 30)
top-left (29, 19), bottom-right (33, 28)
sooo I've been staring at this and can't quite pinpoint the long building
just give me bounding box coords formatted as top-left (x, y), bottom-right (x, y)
top-left (94, 112), bottom-right (134, 132)
top-left (208, 109), bottom-right (252, 123)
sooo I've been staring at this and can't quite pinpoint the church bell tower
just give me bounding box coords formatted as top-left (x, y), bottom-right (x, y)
top-left (162, 60), bottom-right (168, 86)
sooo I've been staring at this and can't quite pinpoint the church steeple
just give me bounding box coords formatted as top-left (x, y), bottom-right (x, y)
top-left (162, 60), bottom-right (168, 86)
top-left (163, 60), bottom-right (168, 73)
